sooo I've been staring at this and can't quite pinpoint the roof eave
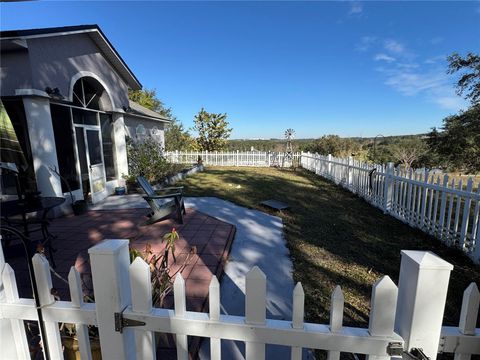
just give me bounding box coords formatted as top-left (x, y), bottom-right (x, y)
top-left (0, 25), bottom-right (142, 90)
top-left (125, 112), bottom-right (172, 123)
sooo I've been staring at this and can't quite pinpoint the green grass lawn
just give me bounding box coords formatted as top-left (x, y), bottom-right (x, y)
top-left (178, 166), bottom-right (479, 328)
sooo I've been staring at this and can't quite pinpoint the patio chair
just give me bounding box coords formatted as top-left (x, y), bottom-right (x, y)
top-left (137, 176), bottom-right (186, 225)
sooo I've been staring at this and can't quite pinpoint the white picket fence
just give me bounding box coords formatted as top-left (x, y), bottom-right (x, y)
top-left (1, 239), bottom-right (479, 359)
top-left (301, 152), bottom-right (480, 264)
top-left (165, 151), bottom-right (302, 168)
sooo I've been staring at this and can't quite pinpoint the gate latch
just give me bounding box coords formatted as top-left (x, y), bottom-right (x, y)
top-left (114, 310), bottom-right (146, 333)
top-left (386, 342), bottom-right (404, 356)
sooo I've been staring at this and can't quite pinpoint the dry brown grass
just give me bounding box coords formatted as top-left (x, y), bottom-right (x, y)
top-left (178, 166), bottom-right (480, 329)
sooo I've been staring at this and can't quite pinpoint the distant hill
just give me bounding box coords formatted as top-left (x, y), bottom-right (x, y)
top-left (226, 134), bottom-right (426, 152)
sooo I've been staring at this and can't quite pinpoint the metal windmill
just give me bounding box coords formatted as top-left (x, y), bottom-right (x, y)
top-left (282, 128), bottom-right (295, 167)
top-left (284, 128), bottom-right (295, 157)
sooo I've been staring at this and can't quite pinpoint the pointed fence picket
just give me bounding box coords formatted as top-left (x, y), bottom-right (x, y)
top-left (209, 276), bottom-right (221, 360)
top-left (32, 253), bottom-right (64, 360)
top-left (1, 263), bottom-right (30, 359)
top-left (327, 286), bottom-right (344, 360)
top-left (130, 258), bottom-right (155, 359)
top-left (68, 267), bottom-right (92, 360)
top-left (291, 283), bottom-right (304, 360)
top-left (174, 274), bottom-right (189, 360)
top-left (245, 266), bottom-right (267, 359)
top-left (0, 239), bottom-right (479, 360)
top-left (301, 152), bottom-right (480, 263)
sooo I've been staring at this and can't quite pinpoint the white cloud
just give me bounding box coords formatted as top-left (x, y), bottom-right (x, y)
top-left (384, 39), bottom-right (405, 54)
top-left (349, 1), bottom-right (363, 15)
top-left (384, 71), bottom-right (446, 96)
top-left (374, 53), bottom-right (396, 62)
top-left (397, 63), bottom-right (419, 69)
top-left (358, 35), bottom-right (465, 111)
top-left (424, 55), bottom-right (446, 65)
top-left (433, 96), bottom-right (465, 110)
top-left (380, 67), bottom-right (465, 110)
top-left (355, 36), bottom-right (376, 52)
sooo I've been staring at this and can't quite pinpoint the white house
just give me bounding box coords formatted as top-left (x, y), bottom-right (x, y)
top-left (0, 25), bottom-right (170, 206)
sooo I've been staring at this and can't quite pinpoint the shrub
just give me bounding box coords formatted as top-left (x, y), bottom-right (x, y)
top-left (124, 136), bottom-right (178, 185)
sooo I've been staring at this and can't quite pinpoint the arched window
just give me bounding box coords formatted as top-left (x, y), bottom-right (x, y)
top-left (72, 77), bottom-right (108, 110)
top-left (151, 126), bottom-right (159, 136)
top-left (136, 124), bottom-right (146, 136)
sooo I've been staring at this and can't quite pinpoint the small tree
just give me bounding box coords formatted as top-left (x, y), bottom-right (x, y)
top-left (164, 119), bottom-right (195, 151)
top-left (193, 108), bottom-right (232, 151)
top-left (390, 137), bottom-right (428, 170)
top-left (305, 135), bottom-right (362, 157)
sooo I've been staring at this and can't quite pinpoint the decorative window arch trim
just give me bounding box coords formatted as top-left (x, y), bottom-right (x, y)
top-left (68, 71), bottom-right (116, 110)
top-left (136, 124), bottom-right (146, 136)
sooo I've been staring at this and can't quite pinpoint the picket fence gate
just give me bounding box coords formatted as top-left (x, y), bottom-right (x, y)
top-left (0, 239), bottom-right (479, 360)
top-left (300, 152), bottom-right (480, 264)
top-left (165, 151), bottom-right (302, 168)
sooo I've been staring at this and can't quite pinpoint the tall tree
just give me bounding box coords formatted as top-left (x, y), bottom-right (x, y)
top-left (193, 108), bottom-right (232, 151)
top-left (425, 52), bottom-right (480, 173)
top-left (427, 105), bottom-right (480, 172)
top-left (128, 88), bottom-right (173, 118)
top-left (447, 52), bottom-right (480, 105)
top-left (128, 88), bottom-right (193, 150)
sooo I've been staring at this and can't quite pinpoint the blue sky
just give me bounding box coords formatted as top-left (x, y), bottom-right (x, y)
top-left (1, 1), bottom-right (479, 139)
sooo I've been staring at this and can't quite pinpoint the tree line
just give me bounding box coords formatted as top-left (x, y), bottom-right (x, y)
top-left (129, 52), bottom-right (479, 173)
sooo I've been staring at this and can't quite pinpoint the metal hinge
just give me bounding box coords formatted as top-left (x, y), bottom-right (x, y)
top-left (403, 348), bottom-right (430, 360)
top-left (114, 310), bottom-right (146, 333)
top-left (437, 336), bottom-right (445, 353)
top-left (387, 342), bottom-right (404, 356)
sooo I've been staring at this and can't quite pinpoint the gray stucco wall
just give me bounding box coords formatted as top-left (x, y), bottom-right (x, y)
top-left (124, 115), bottom-right (166, 149)
top-left (0, 49), bottom-right (32, 96)
top-left (1, 33), bottom-right (130, 110)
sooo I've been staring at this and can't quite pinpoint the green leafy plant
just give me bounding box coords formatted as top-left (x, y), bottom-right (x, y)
top-left (129, 228), bottom-right (195, 307)
top-left (124, 136), bottom-right (184, 187)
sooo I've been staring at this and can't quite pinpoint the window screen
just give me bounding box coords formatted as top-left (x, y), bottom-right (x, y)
top-left (50, 104), bottom-right (80, 192)
top-left (100, 114), bottom-right (116, 180)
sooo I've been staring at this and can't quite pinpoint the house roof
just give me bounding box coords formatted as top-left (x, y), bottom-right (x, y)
top-left (0, 25), bottom-right (142, 90)
top-left (127, 100), bottom-right (171, 122)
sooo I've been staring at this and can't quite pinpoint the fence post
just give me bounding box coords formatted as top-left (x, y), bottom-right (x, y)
top-left (394, 250), bottom-right (453, 359)
top-left (383, 162), bottom-right (394, 213)
top-left (347, 156), bottom-right (353, 189)
top-left (89, 239), bottom-right (135, 360)
top-left (327, 154), bottom-right (332, 177)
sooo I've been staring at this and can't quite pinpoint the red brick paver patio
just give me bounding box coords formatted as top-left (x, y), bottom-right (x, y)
top-left (5, 208), bottom-right (236, 315)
